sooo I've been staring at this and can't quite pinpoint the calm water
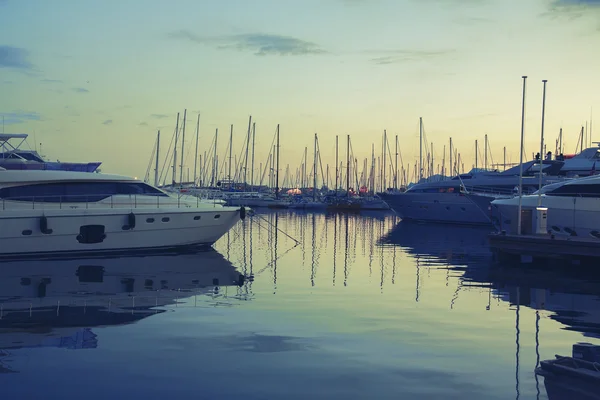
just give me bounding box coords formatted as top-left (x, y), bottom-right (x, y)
top-left (2, 210), bottom-right (600, 399)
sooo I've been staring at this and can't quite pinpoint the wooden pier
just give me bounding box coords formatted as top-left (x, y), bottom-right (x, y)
top-left (488, 232), bottom-right (600, 266)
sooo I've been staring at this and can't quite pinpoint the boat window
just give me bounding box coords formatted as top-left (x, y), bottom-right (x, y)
top-left (0, 182), bottom-right (168, 202)
top-left (15, 152), bottom-right (44, 162)
top-left (545, 183), bottom-right (600, 197)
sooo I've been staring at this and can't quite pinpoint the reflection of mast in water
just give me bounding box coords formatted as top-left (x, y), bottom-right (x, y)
top-left (535, 311), bottom-right (540, 400)
top-left (415, 257), bottom-right (421, 302)
top-left (311, 213), bottom-right (316, 287)
top-left (344, 213), bottom-right (349, 286)
top-left (368, 215), bottom-right (374, 277)
top-left (273, 212), bottom-right (279, 290)
top-left (380, 217), bottom-right (385, 290)
top-left (333, 213), bottom-right (338, 286)
top-left (391, 239), bottom-right (396, 285)
top-left (515, 287), bottom-right (521, 400)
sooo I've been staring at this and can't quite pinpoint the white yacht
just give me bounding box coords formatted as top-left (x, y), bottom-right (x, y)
top-left (0, 169), bottom-right (246, 258)
top-left (491, 174), bottom-right (600, 238)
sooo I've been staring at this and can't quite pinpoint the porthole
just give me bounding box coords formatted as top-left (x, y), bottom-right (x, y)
top-left (162, 217), bottom-right (170, 222)
top-left (146, 218), bottom-right (155, 223)
top-left (214, 214), bottom-right (221, 219)
top-left (193, 216), bottom-right (201, 221)
top-left (22, 229), bottom-right (32, 236)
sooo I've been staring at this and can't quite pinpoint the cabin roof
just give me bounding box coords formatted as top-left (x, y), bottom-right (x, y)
top-left (0, 133), bottom-right (29, 142)
top-left (0, 170), bottom-right (138, 184)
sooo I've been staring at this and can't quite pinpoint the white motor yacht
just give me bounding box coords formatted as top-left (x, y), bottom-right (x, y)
top-left (491, 174), bottom-right (600, 238)
top-left (0, 169), bottom-right (246, 258)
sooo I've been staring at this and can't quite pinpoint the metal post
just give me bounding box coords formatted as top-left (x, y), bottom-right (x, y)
top-left (517, 76), bottom-right (528, 235)
top-left (538, 80), bottom-right (548, 206)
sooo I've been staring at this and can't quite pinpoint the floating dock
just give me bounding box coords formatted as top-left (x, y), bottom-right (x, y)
top-left (488, 232), bottom-right (600, 266)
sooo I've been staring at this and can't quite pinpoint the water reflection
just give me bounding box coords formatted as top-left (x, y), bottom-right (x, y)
top-left (2, 211), bottom-right (600, 399)
top-left (0, 250), bottom-right (242, 373)
top-left (218, 211), bottom-right (600, 399)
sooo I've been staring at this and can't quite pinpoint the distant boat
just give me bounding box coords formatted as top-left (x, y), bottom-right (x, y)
top-left (0, 133), bottom-right (101, 172)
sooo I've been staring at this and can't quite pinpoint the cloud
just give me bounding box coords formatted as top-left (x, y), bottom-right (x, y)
top-left (543, 0), bottom-right (600, 26)
top-left (368, 49), bottom-right (456, 65)
top-left (72, 87), bottom-right (89, 93)
top-left (169, 30), bottom-right (327, 56)
top-left (551, 0), bottom-right (600, 7)
top-left (102, 119), bottom-right (113, 125)
top-left (0, 46), bottom-right (33, 70)
top-left (0, 111), bottom-right (41, 125)
top-left (150, 113), bottom-right (169, 119)
top-left (41, 78), bottom-right (62, 83)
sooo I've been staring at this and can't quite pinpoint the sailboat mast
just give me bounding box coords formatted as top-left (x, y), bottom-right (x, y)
top-left (538, 79), bottom-right (548, 205)
top-left (251, 122), bottom-right (256, 190)
top-left (304, 146), bottom-right (308, 189)
top-left (449, 137), bottom-right (453, 176)
top-left (559, 128), bottom-right (563, 154)
top-left (275, 124), bottom-right (280, 199)
top-left (335, 135), bottom-right (339, 191)
top-left (154, 130), bottom-right (160, 186)
top-left (369, 143), bottom-right (376, 194)
top-left (179, 109), bottom-right (186, 186)
top-left (383, 130), bottom-right (387, 191)
top-left (228, 124), bottom-right (233, 184)
top-left (313, 133), bottom-right (318, 201)
top-left (419, 117), bottom-right (423, 182)
top-left (212, 128), bottom-right (218, 186)
top-left (244, 116), bottom-right (252, 191)
top-left (346, 134), bottom-right (350, 197)
top-left (517, 76), bottom-right (528, 236)
top-left (193, 114), bottom-right (200, 185)
top-left (395, 135), bottom-right (399, 190)
top-left (484, 134), bottom-right (488, 170)
top-left (172, 112), bottom-right (180, 186)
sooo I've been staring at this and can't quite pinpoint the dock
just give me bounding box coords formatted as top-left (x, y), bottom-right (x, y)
top-left (488, 232), bottom-right (600, 266)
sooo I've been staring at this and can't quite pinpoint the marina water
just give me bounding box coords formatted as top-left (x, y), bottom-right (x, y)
top-left (2, 210), bottom-right (599, 399)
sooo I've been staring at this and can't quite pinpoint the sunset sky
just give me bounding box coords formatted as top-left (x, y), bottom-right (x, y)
top-left (1, 0), bottom-right (599, 184)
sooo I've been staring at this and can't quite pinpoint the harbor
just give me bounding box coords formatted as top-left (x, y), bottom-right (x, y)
top-left (3, 0), bottom-right (600, 397)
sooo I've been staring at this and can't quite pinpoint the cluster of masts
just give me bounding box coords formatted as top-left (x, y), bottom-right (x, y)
top-left (145, 106), bottom-right (594, 194)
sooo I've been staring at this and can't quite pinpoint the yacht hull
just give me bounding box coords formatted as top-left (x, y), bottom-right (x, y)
top-left (492, 195), bottom-right (600, 238)
top-left (380, 192), bottom-right (495, 225)
top-left (0, 207), bottom-right (242, 259)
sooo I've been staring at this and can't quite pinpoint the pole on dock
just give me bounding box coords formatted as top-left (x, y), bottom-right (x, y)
top-left (517, 76), bottom-right (528, 235)
top-left (538, 80), bottom-right (548, 206)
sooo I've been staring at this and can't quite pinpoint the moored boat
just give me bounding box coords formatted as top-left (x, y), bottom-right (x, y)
top-left (535, 342), bottom-right (600, 400)
top-left (0, 169), bottom-right (246, 258)
top-left (0, 133), bottom-right (101, 172)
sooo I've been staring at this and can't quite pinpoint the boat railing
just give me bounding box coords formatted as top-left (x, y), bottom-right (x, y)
top-left (465, 185), bottom-right (539, 197)
top-left (0, 193), bottom-right (224, 211)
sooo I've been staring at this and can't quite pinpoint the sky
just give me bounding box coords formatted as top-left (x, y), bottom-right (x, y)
top-left (1, 0), bottom-right (600, 185)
